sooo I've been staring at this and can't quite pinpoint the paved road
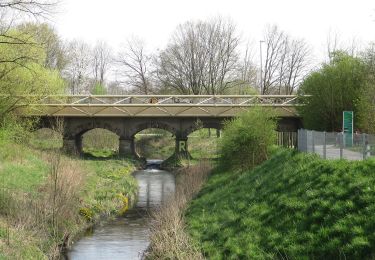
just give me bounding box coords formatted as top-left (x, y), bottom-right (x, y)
top-left (313, 145), bottom-right (364, 161)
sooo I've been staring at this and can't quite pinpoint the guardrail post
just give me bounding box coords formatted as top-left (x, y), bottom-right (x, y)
top-left (339, 132), bottom-right (344, 159)
top-left (323, 131), bottom-right (327, 159)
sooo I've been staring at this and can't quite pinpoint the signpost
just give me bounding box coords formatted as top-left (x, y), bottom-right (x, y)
top-left (343, 111), bottom-right (353, 147)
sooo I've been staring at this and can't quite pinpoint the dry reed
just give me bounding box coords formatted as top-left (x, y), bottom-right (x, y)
top-left (1, 150), bottom-right (86, 259)
top-left (146, 161), bottom-right (212, 260)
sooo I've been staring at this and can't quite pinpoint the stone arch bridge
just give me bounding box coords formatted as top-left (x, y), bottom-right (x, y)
top-left (17, 95), bottom-right (304, 158)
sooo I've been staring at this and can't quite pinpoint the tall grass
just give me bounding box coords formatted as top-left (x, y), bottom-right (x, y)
top-left (146, 161), bottom-right (212, 259)
top-left (0, 122), bottom-right (138, 258)
top-left (0, 147), bottom-right (85, 259)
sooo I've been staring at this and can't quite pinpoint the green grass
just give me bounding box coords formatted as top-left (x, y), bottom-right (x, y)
top-left (189, 129), bottom-right (219, 160)
top-left (79, 157), bottom-right (138, 218)
top-left (186, 149), bottom-right (375, 259)
top-left (0, 151), bottom-right (48, 193)
top-left (83, 148), bottom-right (117, 158)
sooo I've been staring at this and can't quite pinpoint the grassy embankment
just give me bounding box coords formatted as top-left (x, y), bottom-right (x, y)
top-left (186, 149), bottom-right (375, 259)
top-left (0, 128), bottom-right (138, 259)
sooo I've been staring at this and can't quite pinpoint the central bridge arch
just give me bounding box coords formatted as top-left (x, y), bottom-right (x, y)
top-left (129, 121), bottom-right (178, 138)
top-left (133, 128), bottom-right (175, 160)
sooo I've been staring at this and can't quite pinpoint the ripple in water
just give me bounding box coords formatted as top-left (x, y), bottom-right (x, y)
top-left (66, 165), bottom-right (175, 260)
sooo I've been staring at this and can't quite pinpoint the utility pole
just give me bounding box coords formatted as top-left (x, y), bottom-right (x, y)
top-left (259, 40), bottom-right (264, 94)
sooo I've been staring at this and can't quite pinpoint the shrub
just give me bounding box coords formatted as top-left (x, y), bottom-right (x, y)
top-left (219, 107), bottom-right (276, 170)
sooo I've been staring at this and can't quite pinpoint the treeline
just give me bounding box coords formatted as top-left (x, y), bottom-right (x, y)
top-left (1, 1), bottom-right (375, 135)
top-left (53, 20), bottom-right (312, 97)
top-left (298, 50), bottom-right (375, 133)
top-left (0, 0), bottom-right (315, 109)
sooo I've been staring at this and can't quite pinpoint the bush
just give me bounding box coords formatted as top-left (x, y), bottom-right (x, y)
top-left (219, 107), bottom-right (276, 170)
top-left (0, 116), bottom-right (35, 144)
top-left (297, 52), bottom-right (367, 131)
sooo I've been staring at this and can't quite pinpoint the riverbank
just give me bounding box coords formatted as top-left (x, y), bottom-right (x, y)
top-left (186, 149), bottom-right (375, 259)
top-left (145, 161), bottom-right (212, 259)
top-left (0, 137), bottom-right (139, 259)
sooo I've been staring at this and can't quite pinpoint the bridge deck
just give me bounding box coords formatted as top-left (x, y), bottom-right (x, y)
top-left (15, 95), bottom-right (303, 117)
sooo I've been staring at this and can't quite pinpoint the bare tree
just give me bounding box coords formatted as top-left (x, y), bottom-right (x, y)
top-left (229, 42), bottom-right (259, 94)
top-left (261, 25), bottom-right (310, 94)
top-left (326, 30), bottom-right (341, 62)
top-left (116, 37), bottom-right (152, 94)
top-left (283, 39), bottom-right (310, 94)
top-left (0, 0), bottom-right (57, 18)
top-left (63, 40), bottom-right (91, 94)
top-left (92, 40), bottom-right (111, 86)
top-left (157, 17), bottom-right (240, 95)
top-left (261, 25), bottom-right (285, 94)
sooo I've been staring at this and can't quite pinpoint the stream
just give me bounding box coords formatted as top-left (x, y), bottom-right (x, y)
top-left (65, 160), bottom-right (176, 260)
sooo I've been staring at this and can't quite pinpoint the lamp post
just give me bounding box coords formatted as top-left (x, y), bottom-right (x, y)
top-left (259, 40), bottom-right (265, 94)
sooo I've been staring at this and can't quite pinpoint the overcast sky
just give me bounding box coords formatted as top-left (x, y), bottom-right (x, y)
top-left (54, 0), bottom-right (375, 65)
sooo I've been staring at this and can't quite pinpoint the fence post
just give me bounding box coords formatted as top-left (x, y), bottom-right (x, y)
top-left (367, 135), bottom-right (371, 158)
top-left (362, 133), bottom-right (367, 160)
top-left (312, 130), bottom-right (315, 153)
top-left (297, 129), bottom-right (301, 151)
top-left (339, 132), bottom-right (344, 159)
top-left (323, 131), bottom-right (327, 159)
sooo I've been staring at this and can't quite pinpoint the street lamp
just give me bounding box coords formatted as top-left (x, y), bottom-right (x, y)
top-left (259, 40), bottom-right (265, 94)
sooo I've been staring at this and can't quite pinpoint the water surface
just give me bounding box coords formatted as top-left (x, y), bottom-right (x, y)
top-left (66, 165), bottom-right (175, 260)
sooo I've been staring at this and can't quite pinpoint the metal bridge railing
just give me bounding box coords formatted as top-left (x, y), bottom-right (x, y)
top-left (12, 95), bottom-right (305, 117)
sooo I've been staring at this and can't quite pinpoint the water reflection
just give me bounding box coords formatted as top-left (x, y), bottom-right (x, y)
top-left (135, 169), bottom-right (175, 209)
top-left (66, 166), bottom-right (175, 260)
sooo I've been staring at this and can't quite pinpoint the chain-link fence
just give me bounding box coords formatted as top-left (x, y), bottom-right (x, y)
top-left (298, 129), bottom-right (375, 160)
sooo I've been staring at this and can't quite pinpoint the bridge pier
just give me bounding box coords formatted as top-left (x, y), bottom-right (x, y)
top-left (63, 138), bottom-right (80, 155)
top-left (119, 137), bottom-right (135, 157)
top-left (175, 135), bottom-right (191, 159)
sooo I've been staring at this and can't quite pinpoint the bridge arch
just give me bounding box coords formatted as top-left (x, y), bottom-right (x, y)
top-left (68, 121), bottom-right (122, 139)
top-left (80, 128), bottom-right (120, 157)
top-left (133, 128), bottom-right (175, 160)
top-left (62, 121), bottom-right (121, 156)
top-left (129, 121), bottom-right (178, 138)
top-left (129, 122), bottom-right (177, 160)
top-left (183, 120), bottom-right (223, 137)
